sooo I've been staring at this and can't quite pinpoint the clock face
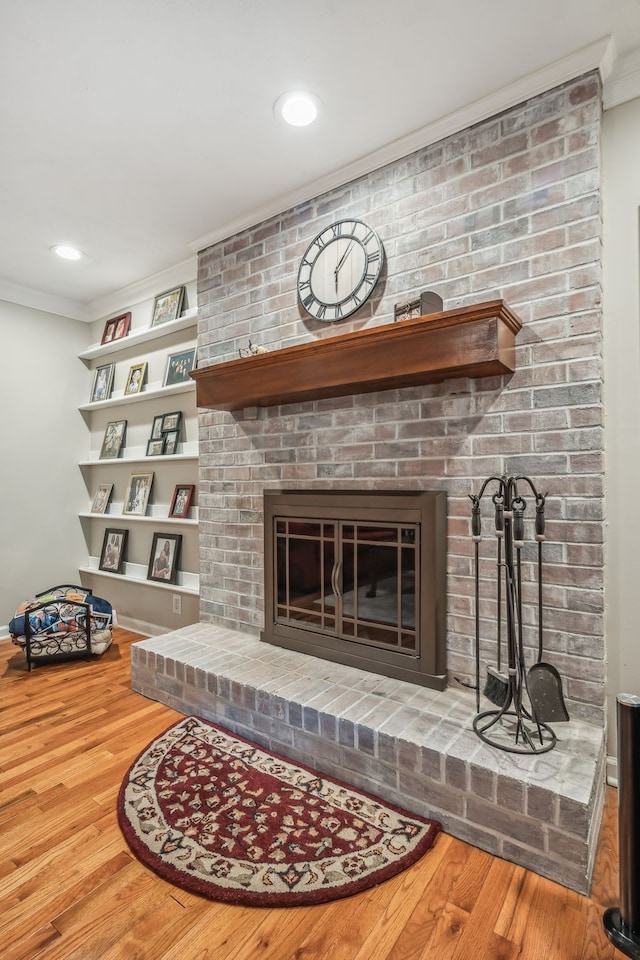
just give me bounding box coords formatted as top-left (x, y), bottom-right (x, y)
top-left (297, 219), bottom-right (384, 322)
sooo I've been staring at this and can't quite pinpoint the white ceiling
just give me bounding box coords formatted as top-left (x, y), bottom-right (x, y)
top-left (2, 0), bottom-right (640, 322)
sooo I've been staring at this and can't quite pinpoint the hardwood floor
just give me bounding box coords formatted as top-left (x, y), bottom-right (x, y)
top-left (0, 627), bottom-right (626, 960)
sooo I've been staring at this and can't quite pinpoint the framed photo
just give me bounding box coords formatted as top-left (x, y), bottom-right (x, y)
top-left (101, 311), bottom-right (131, 345)
top-left (151, 286), bottom-right (185, 328)
top-left (123, 472), bottom-right (154, 516)
top-left (150, 414), bottom-right (165, 441)
top-left (147, 532), bottom-right (182, 584)
top-left (161, 411), bottom-right (182, 434)
top-left (124, 362), bottom-right (147, 395)
top-left (99, 420), bottom-right (127, 459)
top-left (146, 437), bottom-right (165, 457)
top-left (164, 347), bottom-right (197, 387)
top-left (169, 484), bottom-right (195, 519)
top-left (90, 363), bottom-right (115, 403)
top-left (90, 483), bottom-right (113, 514)
top-left (99, 528), bottom-right (128, 574)
top-left (163, 430), bottom-right (180, 455)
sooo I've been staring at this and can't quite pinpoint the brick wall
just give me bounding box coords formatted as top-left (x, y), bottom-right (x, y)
top-left (197, 73), bottom-right (604, 725)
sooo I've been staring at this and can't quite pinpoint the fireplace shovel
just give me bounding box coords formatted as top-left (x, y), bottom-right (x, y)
top-left (521, 497), bottom-right (569, 725)
top-left (528, 662), bottom-right (569, 723)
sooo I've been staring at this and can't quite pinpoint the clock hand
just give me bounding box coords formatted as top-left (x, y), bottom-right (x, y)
top-left (335, 238), bottom-right (355, 275)
top-left (334, 238), bottom-right (355, 294)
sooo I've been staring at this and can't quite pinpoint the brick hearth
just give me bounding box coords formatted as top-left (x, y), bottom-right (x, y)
top-left (131, 623), bottom-right (606, 895)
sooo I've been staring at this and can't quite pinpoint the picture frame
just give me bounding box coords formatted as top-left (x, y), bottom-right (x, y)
top-left (99, 528), bottom-right (128, 574)
top-left (124, 361), bottom-right (147, 395)
top-left (169, 484), bottom-right (195, 519)
top-left (161, 411), bottom-right (182, 434)
top-left (99, 420), bottom-right (127, 459)
top-left (101, 311), bottom-right (131, 345)
top-left (147, 532), bottom-right (182, 584)
top-left (150, 414), bottom-right (165, 441)
top-left (146, 437), bottom-right (165, 457)
top-left (163, 346), bottom-right (197, 387)
top-left (90, 483), bottom-right (113, 514)
top-left (163, 430), bottom-right (180, 455)
top-left (151, 286), bottom-right (185, 328)
top-left (90, 362), bottom-right (115, 403)
top-left (123, 472), bottom-right (154, 516)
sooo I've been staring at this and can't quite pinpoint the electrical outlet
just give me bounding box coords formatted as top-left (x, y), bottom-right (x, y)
top-left (172, 594), bottom-right (182, 615)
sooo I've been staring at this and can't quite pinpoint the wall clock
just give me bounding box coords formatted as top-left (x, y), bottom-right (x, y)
top-left (297, 218), bottom-right (384, 322)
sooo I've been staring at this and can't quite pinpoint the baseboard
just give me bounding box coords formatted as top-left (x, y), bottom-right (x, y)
top-left (607, 754), bottom-right (618, 788)
top-left (116, 614), bottom-right (183, 638)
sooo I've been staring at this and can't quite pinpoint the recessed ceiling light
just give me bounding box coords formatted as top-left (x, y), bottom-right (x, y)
top-left (275, 91), bottom-right (320, 127)
top-left (51, 244), bottom-right (84, 260)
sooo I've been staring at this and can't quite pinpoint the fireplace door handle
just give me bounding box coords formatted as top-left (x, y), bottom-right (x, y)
top-left (330, 561), bottom-right (342, 598)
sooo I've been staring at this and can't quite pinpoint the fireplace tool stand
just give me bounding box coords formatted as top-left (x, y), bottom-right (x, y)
top-left (469, 474), bottom-right (569, 754)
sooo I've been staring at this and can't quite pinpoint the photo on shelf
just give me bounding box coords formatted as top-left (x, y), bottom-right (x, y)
top-left (164, 346), bottom-right (197, 387)
top-left (123, 472), bottom-right (154, 516)
top-left (101, 311), bottom-right (131, 345)
top-left (146, 438), bottom-right (165, 456)
top-left (150, 414), bottom-right (165, 441)
top-left (147, 532), bottom-right (182, 584)
top-left (99, 528), bottom-right (128, 574)
top-left (163, 430), bottom-right (180, 455)
top-left (125, 361), bottom-right (147, 395)
top-left (161, 410), bottom-right (182, 434)
top-left (91, 362), bottom-right (115, 402)
top-left (90, 483), bottom-right (113, 514)
top-left (151, 286), bottom-right (185, 328)
top-left (169, 484), bottom-right (195, 519)
top-left (99, 420), bottom-right (127, 459)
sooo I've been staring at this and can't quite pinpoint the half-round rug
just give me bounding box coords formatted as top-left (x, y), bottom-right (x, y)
top-left (118, 716), bottom-right (441, 906)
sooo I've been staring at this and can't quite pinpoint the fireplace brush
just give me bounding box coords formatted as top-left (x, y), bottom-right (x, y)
top-left (468, 474), bottom-right (569, 754)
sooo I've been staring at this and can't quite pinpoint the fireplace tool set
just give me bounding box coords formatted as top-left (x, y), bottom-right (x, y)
top-left (469, 474), bottom-right (569, 754)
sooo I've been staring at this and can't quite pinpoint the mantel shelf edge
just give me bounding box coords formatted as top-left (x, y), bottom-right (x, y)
top-left (190, 299), bottom-right (523, 411)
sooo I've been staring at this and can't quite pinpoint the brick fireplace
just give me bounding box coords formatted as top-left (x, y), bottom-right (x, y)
top-left (131, 71), bottom-right (606, 893)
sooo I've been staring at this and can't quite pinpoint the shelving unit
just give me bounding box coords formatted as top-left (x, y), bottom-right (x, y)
top-left (79, 557), bottom-right (199, 595)
top-left (78, 379), bottom-right (195, 412)
top-left (78, 310), bottom-right (197, 361)
top-left (78, 303), bottom-right (200, 614)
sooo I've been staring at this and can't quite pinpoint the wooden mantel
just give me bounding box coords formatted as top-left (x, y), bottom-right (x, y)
top-left (190, 299), bottom-right (522, 411)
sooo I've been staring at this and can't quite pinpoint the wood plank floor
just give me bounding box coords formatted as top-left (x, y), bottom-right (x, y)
top-left (0, 627), bottom-right (626, 960)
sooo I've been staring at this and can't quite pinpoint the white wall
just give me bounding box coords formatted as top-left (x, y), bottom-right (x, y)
top-left (0, 300), bottom-right (88, 629)
top-left (602, 96), bottom-right (640, 757)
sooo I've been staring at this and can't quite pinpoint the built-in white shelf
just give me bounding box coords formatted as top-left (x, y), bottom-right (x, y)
top-left (79, 379), bottom-right (195, 412)
top-left (79, 310), bottom-right (198, 361)
top-left (80, 557), bottom-right (200, 595)
top-left (79, 506), bottom-right (198, 526)
top-left (78, 443), bottom-right (198, 467)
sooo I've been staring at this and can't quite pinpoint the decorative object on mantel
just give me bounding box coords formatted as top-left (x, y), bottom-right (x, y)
top-left (238, 339), bottom-right (269, 358)
top-left (190, 299), bottom-right (522, 411)
top-left (394, 290), bottom-right (444, 322)
top-left (469, 474), bottom-right (569, 755)
top-left (118, 716), bottom-right (441, 906)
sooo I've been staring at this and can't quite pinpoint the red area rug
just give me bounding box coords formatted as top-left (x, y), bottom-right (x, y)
top-left (118, 716), bottom-right (441, 906)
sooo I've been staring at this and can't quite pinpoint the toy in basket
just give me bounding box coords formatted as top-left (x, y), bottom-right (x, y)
top-left (9, 584), bottom-right (113, 670)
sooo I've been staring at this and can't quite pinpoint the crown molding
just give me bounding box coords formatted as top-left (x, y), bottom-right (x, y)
top-left (86, 255), bottom-right (198, 322)
top-left (190, 37), bottom-right (614, 254)
top-left (0, 278), bottom-right (92, 322)
top-left (603, 49), bottom-right (640, 109)
top-left (0, 256), bottom-right (198, 324)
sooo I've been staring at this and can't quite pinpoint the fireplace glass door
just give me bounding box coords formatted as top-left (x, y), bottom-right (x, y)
top-left (275, 518), bottom-right (419, 655)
